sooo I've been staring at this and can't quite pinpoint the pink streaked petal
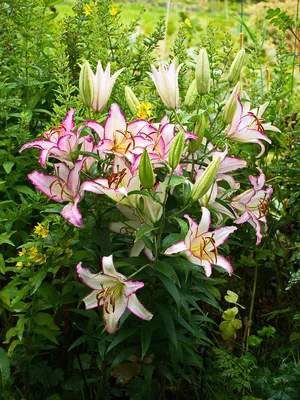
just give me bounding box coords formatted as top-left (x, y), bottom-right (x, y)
top-left (197, 207), bottom-right (211, 236)
top-left (61, 199), bottom-right (83, 228)
top-left (206, 226), bottom-right (237, 250)
top-left (231, 188), bottom-right (256, 206)
top-left (82, 290), bottom-right (103, 310)
top-left (102, 255), bottom-right (119, 278)
top-left (28, 171), bottom-right (66, 202)
top-left (39, 149), bottom-right (50, 168)
top-left (164, 240), bottom-right (188, 255)
top-left (262, 122), bottom-right (281, 133)
top-left (215, 255), bottom-right (233, 275)
top-left (124, 280), bottom-right (144, 297)
top-left (201, 260), bottom-right (212, 277)
top-left (20, 139), bottom-right (56, 152)
top-left (80, 179), bottom-right (105, 195)
top-left (247, 213), bottom-right (263, 245)
top-left (85, 120), bottom-right (104, 140)
top-left (183, 214), bottom-right (199, 242)
top-left (248, 168), bottom-right (265, 190)
top-left (219, 156), bottom-right (247, 173)
top-left (61, 109), bottom-right (76, 134)
top-left (183, 250), bottom-right (203, 267)
top-left (103, 291), bottom-right (128, 334)
top-left (76, 262), bottom-right (118, 289)
top-left (234, 211), bottom-right (250, 224)
top-left (104, 103), bottom-right (127, 142)
top-left (127, 294), bottom-right (153, 321)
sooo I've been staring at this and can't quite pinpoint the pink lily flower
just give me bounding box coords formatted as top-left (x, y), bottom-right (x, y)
top-left (164, 207), bottom-right (237, 277)
top-left (148, 59), bottom-right (183, 109)
top-left (132, 122), bottom-right (197, 173)
top-left (225, 95), bottom-right (280, 157)
top-left (81, 157), bottom-right (140, 208)
top-left (20, 109), bottom-right (93, 168)
top-left (95, 104), bottom-right (153, 163)
top-left (231, 168), bottom-right (273, 245)
top-left (28, 160), bottom-right (84, 227)
top-left (77, 255), bottom-right (153, 334)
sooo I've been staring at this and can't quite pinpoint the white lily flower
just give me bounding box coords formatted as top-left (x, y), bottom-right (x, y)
top-left (79, 60), bottom-right (124, 112)
top-left (77, 255), bottom-right (153, 334)
top-left (148, 59), bottom-right (182, 109)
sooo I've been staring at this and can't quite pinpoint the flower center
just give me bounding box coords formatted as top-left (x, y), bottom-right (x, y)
top-left (96, 283), bottom-right (124, 314)
top-left (191, 235), bottom-right (218, 263)
top-left (107, 168), bottom-right (127, 189)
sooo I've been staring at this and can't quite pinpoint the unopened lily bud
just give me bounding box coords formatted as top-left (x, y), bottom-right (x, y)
top-left (79, 61), bottom-right (94, 108)
top-left (228, 48), bottom-right (245, 84)
top-left (184, 79), bottom-right (197, 107)
top-left (191, 157), bottom-right (221, 202)
top-left (169, 131), bottom-right (185, 170)
top-left (125, 86), bottom-right (140, 114)
top-left (139, 150), bottom-right (155, 190)
top-left (223, 82), bottom-right (242, 125)
top-left (195, 48), bottom-right (210, 95)
top-left (188, 113), bottom-right (206, 153)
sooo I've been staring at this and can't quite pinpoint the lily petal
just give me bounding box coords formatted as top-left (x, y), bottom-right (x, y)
top-left (127, 294), bottom-right (153, 320)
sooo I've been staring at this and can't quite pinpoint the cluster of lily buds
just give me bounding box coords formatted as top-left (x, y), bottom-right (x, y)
top-left (20, 55), bottom-right (279, 333)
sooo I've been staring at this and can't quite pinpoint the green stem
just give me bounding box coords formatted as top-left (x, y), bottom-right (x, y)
top-left (127, 264), bottom-right (150, 279)
top-left (246, 263), bottom-right (258, 352)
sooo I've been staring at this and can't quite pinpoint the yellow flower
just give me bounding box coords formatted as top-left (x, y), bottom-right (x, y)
top-left (65, 248), bottom-right (72, 254)
top-left (56, 248), bottom-right (64, 256)
top-left (109, 7), bottom-right (118, 16)
top-left (16, 262), bottom-right (23, 270)
top-left (84, 5), bottom-right (92, 15)
top-left (35, 254), bottom-right (47, 264)
top-left (184, 18), bottom-right (192, 27)
top-left (34, 223), bottom-right (49, 238)
top-left (29, 247), bottom-right (38, 259)
top-left (18, 248), bottom-right (26, 257)
top-left (137, 102), bottom-right (152, 119)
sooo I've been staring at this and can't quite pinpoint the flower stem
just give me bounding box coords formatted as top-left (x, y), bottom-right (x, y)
top-left (246, 263), bottom-right (258, 352)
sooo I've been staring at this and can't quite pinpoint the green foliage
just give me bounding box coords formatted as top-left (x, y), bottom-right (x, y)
top-left (0, 0), bottom-right (300, 399)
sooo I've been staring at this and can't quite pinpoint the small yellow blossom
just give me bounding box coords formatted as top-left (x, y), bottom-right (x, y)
top-left (29, 247), bottom-right (39, 259)
top-left (65, 248), bottom-right (72, 254)
top-left (56, 248), bottom-right (64, 256)
top-left (16, 262), bottom-right (23, 269)
top-left (137, 102), bottom-right (152, 120)
top-left (34, 223), bottom-right (49, 238)
top-left (35, 254), bottom-right (47, 264)
top-left (65, 240), bottom-right (71, 246)
top-left (18, 248), bottom-right (26, 257)
top-left (109, 6), bottom-right (118, 16)
top-left (84, 5), bottom-right (92, 15)
top-left (184, 18), bottom-right (192, 27)
top-left (25, 262), bottom-right (32, 267)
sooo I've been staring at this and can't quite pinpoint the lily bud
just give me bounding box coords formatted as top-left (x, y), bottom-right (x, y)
top-left (79, 61), bottom-right (94, 108)
top-left (169, 131), bottom-right (185, 170)
top-left (79, 60), bottom-right (124, 112)
top-left (125, 86), bottom-right (140, 114)
top-left (188, 113), bottom-right (206, 153)
top-left (228, 48), bottom-right (245, 84)
top-left (139, 150), bottom-right (155, 190)
top-left (195, 48), bottom-right (210, 96)
top-left (223, 82), bottom-right (242, 125)
top-left (191, 157), bottom-right (221, 202)
top-left (184, 79), bottom-right (197, 107)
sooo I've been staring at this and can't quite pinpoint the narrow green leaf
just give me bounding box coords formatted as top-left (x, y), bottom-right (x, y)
top-left (158, 307), bottom-right (178, 348)
top-left (152, 261), bottom-right (180, 286)
top-left (141, 323), bottom-right (153, 359)
top-left (135, 224), bottom-right (157, 242)
top-left (106, 328), bottom-right (135, 353)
